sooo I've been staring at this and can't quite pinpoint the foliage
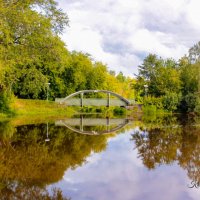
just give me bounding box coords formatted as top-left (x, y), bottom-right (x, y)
top-left (162, 92), bottom-right (181, 112)
top-left (142, 105), bottom-right (157, 115)
top-left (5, 0), bottom-right (200, 116)
top-left (189, 41), bottom-right (200, 63)
top-left (116, 72), bottom-right (126, 82)
top-left (0, 90), bottom-right (10, 113)
top-left (113, 107), bottom-right (126, 115)
top-left (194, 97), bottom-right (200, 114)
top-left (134, 51), bottom-right (200, 114)
top-left (0, 0), bottom-right (137, 114)
top-left (143, 96), bottom-right (163, 110)
top-left (79, 106), bottom-right (126, 117)
top-left (135, 54), bottom-right (181, 97)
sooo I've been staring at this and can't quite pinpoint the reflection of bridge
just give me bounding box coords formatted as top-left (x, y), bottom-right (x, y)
top-left (55, 90), bottom-right (134, 107)
top-left (55, 117), bottom-right (130, 135)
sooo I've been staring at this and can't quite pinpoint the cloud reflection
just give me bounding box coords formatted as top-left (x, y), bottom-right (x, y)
top-left (52, 132), bottom-right (197, 200)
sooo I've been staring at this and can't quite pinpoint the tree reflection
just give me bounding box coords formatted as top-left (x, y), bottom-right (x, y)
top-left (0, 122), bottom-right (111, 198)
top-left (132, 115), bottom-right (200, 183)
top-left (178, 123), bottom-right (200, 184)
top-left (0, 184), bottom-right (70, 200)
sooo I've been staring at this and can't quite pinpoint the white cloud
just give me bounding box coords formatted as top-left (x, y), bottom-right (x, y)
top-left (186, 1), bottom-right (200, 27)
top-left (58, 0), bottom-right (200, 76)
top-left (54, 131), bottom-right (195, 200)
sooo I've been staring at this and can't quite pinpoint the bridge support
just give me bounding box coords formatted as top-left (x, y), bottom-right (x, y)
top-left (106, 117), bottom-right (110, 131)
top-left (80, 115), bottom-right (83, 131)
top-left (107, 93), bottom-right (110, 107)
top-left (80, 93), bottom-right (83, 107)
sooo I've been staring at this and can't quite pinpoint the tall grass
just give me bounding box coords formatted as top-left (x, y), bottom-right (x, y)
top-left (11, 99), bottom-right (76, 117)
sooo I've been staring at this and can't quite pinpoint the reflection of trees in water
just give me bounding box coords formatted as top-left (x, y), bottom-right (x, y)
top-left (0, 183), bottom-right (70, 200)
top-left (178, 125), bottom-right (200, 183)
top-left (0, 123), bottom-right (110, 198)
top-left (132, 128), bottom-right (182, 169)
top-left (132, 116), bottom-right (200, 183)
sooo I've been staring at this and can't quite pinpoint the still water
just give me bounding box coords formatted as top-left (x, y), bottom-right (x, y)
top-left (0, 115), bottom-right (200, 200)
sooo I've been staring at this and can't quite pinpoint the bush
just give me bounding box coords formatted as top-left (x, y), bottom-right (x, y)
top-left (142, 105), bottom-right (157, 115)
top-left (162, 92), bottom-right (181, 112)
top-left (143, 96), bottom-right (163, 109)
top-left (113, 107), bottom-right (126, 115)
top-left (180, 93), bottom-right (196, 113)
top-left (0, 90), bottom-right (11, 113)
top-left (194, 97), bottom-right (200, 114)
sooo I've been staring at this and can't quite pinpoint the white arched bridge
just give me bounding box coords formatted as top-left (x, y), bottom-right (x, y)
top-left (55, 117), bottom-right (131, 135)
top-left (55, 90), bottom-right (135, 107)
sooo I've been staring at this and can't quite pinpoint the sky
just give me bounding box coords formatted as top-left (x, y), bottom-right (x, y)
top-left (51, 130), bottom-right (200, 200)
top-left (58, 0), bottom-right (200, 77)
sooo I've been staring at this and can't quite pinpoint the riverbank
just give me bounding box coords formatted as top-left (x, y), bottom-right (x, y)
top-left (10, 99), bottom-right (76, 117)
top-left (0, 99), bottom-right (76, 125)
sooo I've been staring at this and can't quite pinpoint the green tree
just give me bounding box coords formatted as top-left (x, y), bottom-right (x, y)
top-left (87, 62), bottom-right (107, 90)
top-left (189, 41), bottom-right (200, 63)
top-left (0, 0), bottom-right (69, 104)
top-left (135, 54), bottom-right (182, 111)
top-left (136, 54), bottom-right (181, 97)
top-left (61, 52), bottom-right (93, 95)
top-left (116, 71), bottom-right (126, 82)
top-left (179, 61), bottom-right (200, 112)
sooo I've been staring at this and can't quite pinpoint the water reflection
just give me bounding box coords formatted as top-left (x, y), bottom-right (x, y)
top-left (0, 121), bottom-right (112, 199)
top-left (45, 122), bottom-right (50, 142)
top-left (0, 115), bottom-right (200, 199)
top-left (0, 185), bottom-right (70, 200)
top-left (55, 115), bottom-right (130, 135)
top-left (131, 115), bottom-right (200, 185)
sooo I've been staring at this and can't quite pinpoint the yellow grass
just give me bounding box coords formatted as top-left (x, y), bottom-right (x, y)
top-left (11, 99), bottom-right (76, 117)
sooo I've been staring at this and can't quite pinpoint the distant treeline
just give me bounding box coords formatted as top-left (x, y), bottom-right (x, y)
top-left (1, 0), bottom-right (200, 114)
top-left (0, 0), bottom-right (134, 113)
top-left (134, 44), bottom-right (200, 113)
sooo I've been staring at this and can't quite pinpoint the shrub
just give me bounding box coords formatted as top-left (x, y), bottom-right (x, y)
top-left (0, 90), bottom-right (11, 113)
top-left (113, 107), bottom-right (126, 115)
top-left (142, 105), bottom-right (157, 115)
top-left (143, 96), bottom-right (163, 109)
top-left (162, 92), bottom-right (181, 112)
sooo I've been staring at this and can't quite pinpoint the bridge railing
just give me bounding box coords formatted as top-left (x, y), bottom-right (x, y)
top-left (55, 98), bottom-right (135, 106)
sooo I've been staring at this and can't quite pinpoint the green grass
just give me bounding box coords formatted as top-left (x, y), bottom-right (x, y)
top-left (11, 99), bottom-right (77, 117)
top-left (0, 98), bottom-right (78, 125)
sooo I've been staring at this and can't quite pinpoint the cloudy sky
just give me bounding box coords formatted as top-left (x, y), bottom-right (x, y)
top-left (51, 130), bottom-right (200, 200)
top-left (58, 0), bottom-right (200, 76)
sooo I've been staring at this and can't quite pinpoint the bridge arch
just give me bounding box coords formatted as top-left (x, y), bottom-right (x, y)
top-left (59, 90), bottom-right (130, 107)
top-left (56, 118), bottom-right (130, 135)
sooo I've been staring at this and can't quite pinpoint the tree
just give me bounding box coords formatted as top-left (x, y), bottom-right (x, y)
top-left (116, 72), bottom-right (126, 82)
top-left (87, 62), bottom-right (107, 90)
top-left (189, 41), bottom-right (200, 63)
top-left (135, 54), bottom-right (181, 97)
top-left (179, 62), bottom-right (200, 112)
top-left (61, 52), bottom-right (93, 95)
top-left (0, 0), bottom-right (69, 101)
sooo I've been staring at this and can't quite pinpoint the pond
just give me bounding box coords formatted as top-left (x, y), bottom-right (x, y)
top-left (0, 114), bottom-right (200, 200)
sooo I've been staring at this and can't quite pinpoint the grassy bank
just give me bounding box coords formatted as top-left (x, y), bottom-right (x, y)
top-left (0, 98), bottom-right (141, 125)
top-left (0, 99), bottom-right (77, 125)
top-left (11, 99), bottom-right (76, 117)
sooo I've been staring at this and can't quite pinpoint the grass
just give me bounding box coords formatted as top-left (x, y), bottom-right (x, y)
top-left (0, 98), bottom-right (77, 125)
top-left (11, 98), bottom-right (76, 116)
top-left (0, 98), bottom-right (136, 126)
